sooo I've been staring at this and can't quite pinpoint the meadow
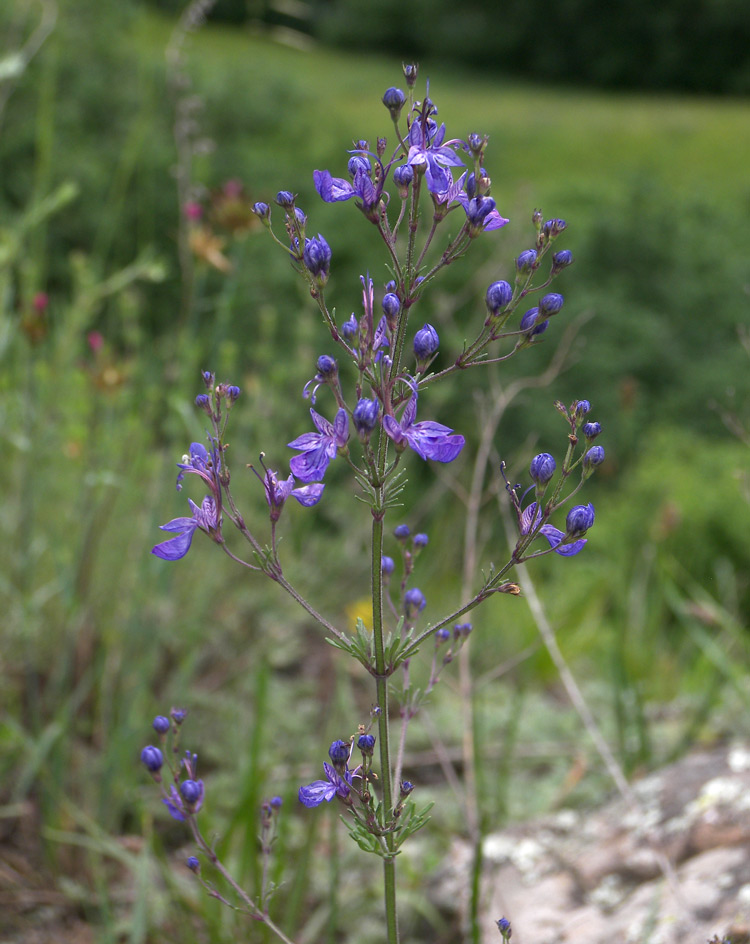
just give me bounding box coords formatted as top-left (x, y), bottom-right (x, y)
top-left (2, 2), bottom-right (750, 941)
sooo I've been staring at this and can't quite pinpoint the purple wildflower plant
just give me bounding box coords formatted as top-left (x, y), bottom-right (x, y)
top-left (252, 459), bottom-right (324, 522)
top-left (383, 381), bottom-right (465, 463)
top-left (288, 407), bottom-right (350, 482)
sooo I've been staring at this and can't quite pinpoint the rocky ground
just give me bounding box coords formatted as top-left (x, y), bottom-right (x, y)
top-left (433, 743), bottom-right (750, 943)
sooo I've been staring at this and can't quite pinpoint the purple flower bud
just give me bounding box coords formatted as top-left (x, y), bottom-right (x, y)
top-left (152, 716), bottom-right (170, 735)
top-left (180, 779), bottom-right (202, 805)
top-left (348, 155), bottom-right (371, 178)
top-left (171, 707), bottom-right (188, 724)
top-left (316, 355), bottom-right (337, 378)
top-left (543, 218), bottom-right (567, 237)
top-left (539, 293), bottom-right (564, 315)
top-left (530, 452), bottom-right (556, 485)
top-left (328, 739), bottom-right (349, 766)
top-left (516, 249), bottom-right (537, 272)
top-left (413, 532), bottom-right (428, 549)
top-left (404, 587), bottom-right (426, 616)
top-left (583, 421), bottom-right (602, 440)
top-left (275, 191), bottom-right (295, 208)
top-left (435, 627), bottom-right (451, 645)
top-left (465, 195), bottom-right (496, 228)
top-left (202, 371), bottom-right (213, 388)
top-left (552, 249), bottom-right (573, 271)
top-left (403, 63), bottom-right (418, 87)
top-left (187, 856), bottom-right (200, 873)
top-left (575, 400), bottom-right (591, 417)
top-left (400, 780), bottom-right (414, 796)
top-left (454, 622), bottom-right (473, 638)
top-left (382, 87), bottom-right (406, 117)
top-left (583, 445), bottom-right (605, 469)
top-left (195, 393), bottom-right (211, 413)
top-left (381, 555), bottom-right (395, 575)
top-left (519, 307), bottom-right (549, 338)
top-left (394, 524), bottom-right (410, 540)
top-left (252, 201), bottom-right (270, 221)
top-left (270, 795), bottom-right (283, 809)
top-left (382, 292), bottom-right (401, 321)
top-left (294, 206), bottom-right (307, 227)
top-left (566, 503), bottom-right (595, 537)
top-left (358, 733), bottom-right (376, 754)
top-left (497, 917), bottom-right (512, 940)
top-left (342, 313), bottom-right (358, 341)
top-left (486, 280), bottom-right (513, 313)
top-left (303, 235), bottom-right (332, 280)
top-left (353, 397), bottom-right (380, 438)
top-left (393, 165), bottom-right (413, 191)
top-left (467, 133), bottom-right (484, 155)
top-left (226, 385), bottom-right (240, 402)
top-left (141, 745), bottom-right (164, 772)
top-left (413, 323), bottom-right (439, 361)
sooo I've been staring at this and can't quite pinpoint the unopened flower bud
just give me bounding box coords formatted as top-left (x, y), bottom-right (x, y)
top-left (195, 394), bottom-right (211, 413)
top-left (303, 234), bottom-right (332, 282)
top-left (152, 716), bottom-right (171, 735)
top-left (382, 87), bottom-right (406, 119)
top-left (252, 201), bottom-right (270, 221)
top-left (497, 917), bottom-right (512, 940)
top-left (403, 63), bottom-right (418, 87)
top-left (348, 155), bottom-right (371, 178)
top-left (583, 421), bottom-right (602, 440)
top-left (552, 249), bottom-right (573, 271)
top-left (516, 249), bottom-right (537, 273)
top-left (539, 293), bottom-right (564, 315)
top-left (519, 307), bottom-right (548, 338)
top-left (226, 385), bottom-right (240, 402)
top-left (187, 856), bottom-right (200, 873)
top-left (454, 622), bottom-right (472, 639)
top-left (342, 313), bottom-right (358, 341)
top-left (270, 796), bottom-right (283, 809)
top-left (486, 280), bottom-right (513, 313)
top-left (180, 779), bottom-right (202, 807)
top-left (543, 218), bottom-right (567, 237)
top-left (575, 400), bottom-right (591, 418)
top-left (530, 453), bottom-right (556, 485)
top-left (413, 323), bottom-right (439, 362)
top-left (435, 627), bottom-right (451, 645)
top-left (275, 191), bottom-right (295, 208)
top-left (583, 445), bottom-right (605, 469)
top-left (358, 733), bottom-right (376, 754)
top-left (404, 587), bottom-right (426, 617)
top-left (382, 292), bottom-right (401, 323)
top-left (393, 164), bottom-right (413, 196)
top-left (400, 780), bottom-right (414, 797)
top-left (394, 524), bottom-right (410, 540)
top-left (413, 533), bottom-right (428, 549)
top-left (328, 739), bottom-right (349, 767)
top-left (467, 133), bottom-right (484, 157)
top-left (353, 397), bottom-right (380, 439)
top-left (316, 355), bottom-right (337, 378)
top-left (566, 503), bottom-right (595, 537)
top-left (141, 745), bottom-right (164, 773)
top-left (381, 555), bottom-right (395, 575)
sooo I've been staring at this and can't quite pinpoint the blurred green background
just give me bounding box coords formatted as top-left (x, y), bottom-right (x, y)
top-left (2, 0), bottom-right (750, 942)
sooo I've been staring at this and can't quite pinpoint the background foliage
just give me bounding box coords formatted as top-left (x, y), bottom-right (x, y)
top-left (2, 1), bottom-right (749, 941)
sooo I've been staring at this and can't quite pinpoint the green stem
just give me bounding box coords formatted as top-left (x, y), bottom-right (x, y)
top-left (371, 474), bottom-right (399, 944)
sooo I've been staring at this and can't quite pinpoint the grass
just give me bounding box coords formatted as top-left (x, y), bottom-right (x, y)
top-left (2, 5), bottom-right (750, 941)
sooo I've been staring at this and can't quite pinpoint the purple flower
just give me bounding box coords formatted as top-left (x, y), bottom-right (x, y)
top-left (529, 453), bottom-right (556, 485)
top-left (520, 502), bottom-right (588, 557)
top-left (404, 587), bottom-right (426, 616)
top-left (298, 761), bottom-right (352, 807)
top-left (456, 193), bottom-right (509, 233)
top-left (413, 323), bottom-right (440, 362)
top-left (176, 441), bottom-right (222, 503)
top-left (151, 495), bottom-right (220, 561)
top-left (303, 234), bottom-right (332, 281)
top-left (406, 114), bottom-right (465, 194)
top-left (383, 381), bottom-right (465, 463)
top-left (288, 408), bottom-right (349, 482)
top-left (313, 163), bottom-right (383, 218)
top-left (152, 716), bottom-right (170, 735)
top-left (259, 467), bottom-right (324, 521)
top-left (162, 779), bottom-right (205, 821)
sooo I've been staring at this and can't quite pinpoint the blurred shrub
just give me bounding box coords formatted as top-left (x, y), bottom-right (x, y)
top-left (312, 0), bottom-right (750, 94)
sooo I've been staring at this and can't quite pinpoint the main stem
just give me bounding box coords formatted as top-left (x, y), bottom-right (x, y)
top-left (372, 502), bottom-right (399, 944)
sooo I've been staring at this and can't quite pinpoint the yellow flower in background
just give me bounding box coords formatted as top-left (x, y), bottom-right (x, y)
top-left (345, 598), bottom-right (371, 633)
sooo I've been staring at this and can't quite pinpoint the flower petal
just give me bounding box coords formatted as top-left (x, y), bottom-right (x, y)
top-left (313, 170), bottom-right (355, 202)
top-left (298, 779), bottom-right (338, 807)
top-left (291, 483), bottom-right (325, 506)
top-left (151, 524), bottom-right (197, 560)
top-left (540, 524), bottom-right (588, 556)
